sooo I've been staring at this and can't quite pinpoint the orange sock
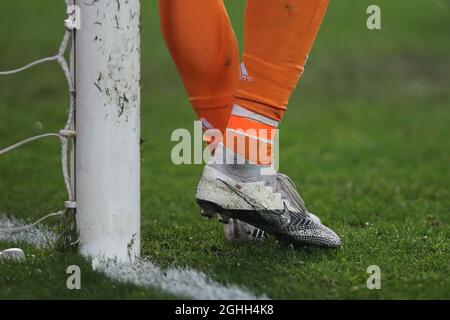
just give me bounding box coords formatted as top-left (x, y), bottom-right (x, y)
top-left (159, 0), bottom-right (329, 165)
top-left (226, 0), bottom-right (329, 164)
top-left (158, 0), bottom-right (239, 133)
top-left (224, 111), bottom-right (277, 165)
top-left (234, 0), bottom-right (329, 122)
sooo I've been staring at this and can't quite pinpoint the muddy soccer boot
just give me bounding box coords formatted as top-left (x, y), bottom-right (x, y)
top-left (196, 160), bottom-right (341, 248)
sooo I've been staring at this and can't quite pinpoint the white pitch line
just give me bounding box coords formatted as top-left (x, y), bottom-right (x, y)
top-left (0, 214), bottom-right (268, 300)
top-left (94, 258), bottom-right (267, 300)
top-left (0, 215), bottom-right (55, 247)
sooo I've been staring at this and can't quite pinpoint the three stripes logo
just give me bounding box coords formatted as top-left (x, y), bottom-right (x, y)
top-left (239, 63), bottom-right (253, 82)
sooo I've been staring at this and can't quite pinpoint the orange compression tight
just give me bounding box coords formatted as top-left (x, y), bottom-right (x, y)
top-left (159, 0), bottom-right (329, 163)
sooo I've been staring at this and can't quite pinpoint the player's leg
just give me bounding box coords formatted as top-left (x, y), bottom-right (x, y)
top-left (158, 0), bottom-right (239, 133)
top-left (159, 0), bottom-right (266, 241)
top-left (196, 0), bottom-right (341, 248)
top-left (227, 0), bottom-right (330, 160)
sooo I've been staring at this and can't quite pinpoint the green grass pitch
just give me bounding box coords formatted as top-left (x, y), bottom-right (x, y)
top-left (0, 0), bottom-right (449, 299)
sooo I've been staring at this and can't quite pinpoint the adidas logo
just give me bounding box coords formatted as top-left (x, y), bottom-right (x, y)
top-left (239, 63), bottom-right (253, 82)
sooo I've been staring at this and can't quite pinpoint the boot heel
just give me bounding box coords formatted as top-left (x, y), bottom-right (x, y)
top-left (201, 207), bottom-right (217, 219)
top-left (198, 199), bottom-right (219, 219)
top-left (218, 214), bottom-right (230, 224)
top-left (197, 199), bottom-right (231, 223)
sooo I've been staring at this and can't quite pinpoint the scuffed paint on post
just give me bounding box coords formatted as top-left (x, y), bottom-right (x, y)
top-left (75, 0), bottom-right (141, 262)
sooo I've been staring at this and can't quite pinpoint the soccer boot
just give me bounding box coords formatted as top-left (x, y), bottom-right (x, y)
top-left (224, 194), bottom-right (322, 242)
top-left (196, 164), bottom-right (341, 248)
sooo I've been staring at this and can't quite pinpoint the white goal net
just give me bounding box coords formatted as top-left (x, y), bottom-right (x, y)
top-left (0, 1), bottom-right (76, 237)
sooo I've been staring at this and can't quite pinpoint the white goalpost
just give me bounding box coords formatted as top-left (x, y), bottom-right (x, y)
top-left (73, 0), bottom-right (141, 262)
top-left (0, 0), bottom-right (141, 263)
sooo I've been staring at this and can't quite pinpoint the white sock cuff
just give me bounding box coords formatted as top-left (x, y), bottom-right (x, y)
top-left (208, 143), bottom-right (277, 176)
top-left (231, 104), bottom-right (279, 128)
